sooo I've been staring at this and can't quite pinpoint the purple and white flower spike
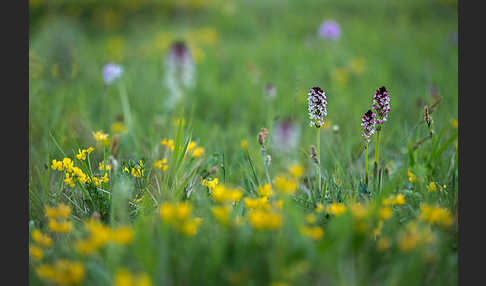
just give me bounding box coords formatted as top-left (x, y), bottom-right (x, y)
top-left (372, 86), bottom-right (391, 127)
top-left (164, 41), bottom-right (195, 109)
top-left (308, 86), bottom-right (327, 128)
top-left (361, 110), bottom-right (376, 144)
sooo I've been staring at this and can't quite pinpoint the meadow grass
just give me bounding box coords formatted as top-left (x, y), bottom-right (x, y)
top-left (29, 0), bottom-right (458, 285)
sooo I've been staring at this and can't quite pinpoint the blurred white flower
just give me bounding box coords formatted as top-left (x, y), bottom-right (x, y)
top-left (102, 63), bottom-right (123, 85)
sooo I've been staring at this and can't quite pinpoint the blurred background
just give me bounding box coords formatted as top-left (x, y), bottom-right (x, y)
top-left (29, 0), bottom-right (457, 184)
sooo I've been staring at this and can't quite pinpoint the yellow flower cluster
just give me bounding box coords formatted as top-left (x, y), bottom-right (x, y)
top-left (274, 164), bottom-right (304, 195)
top-left (407, 169), bottom-right (417, 182)
top-left (159, 202), bottom-right (202, 236)
top-left (51, 158), bottom-right (74, 172)
top-left (326, 203), bottom-right (347, 216)
top-left (75, 147), bottom-right (94, 160)
top-left (93, 130), bottom-right (110, 146)
top-left (300, 225), bottom-right (324, 240)
top-left (274, 174), bottom-right (298, 195)
top-left (35, 259), bottom-right (85, 286)
top-left (186, 141), bottom-right (205, 158)
top-left (99, 161), bottom-right (112, 171)
top-left (124, 160), bottom-right (144, 178)
top-left (112, 121), bottom-right (128, 134)
top-left (244, 196), bottom-right (270, 210)
top-left (202, 177), bottom-right (219, 190)
top-left (210, 184), bottom-right (243, 204)
top-left (52, 156), bottom-right (109, 187)
top-left (75, 219), bottom-right (134, 255)
top-left (248, 209), bottom-right (282, 230)
top-left (161, 138), bottom-right (175, 151)
top-left (154, 158), bottom-right (168, 171)
top-left (300, 212), bottom-right (324, 241)
top-left (114, 268), bottom-right (152, 286)
top-left (30, 245), bottom-right (44, 260)
top-left (211, 205), bottom-right (233, 225)
top-left (257, 183), bottom-right (273, 197)
top-left (426, 182), bottom-right (446, 193)
top-left (46, 204), bottom-right (73, 233)
top-left (381, 194), bottom-right (406, 206)
top-left (398, 221), bottom-right (436, 252)
top-left (418, 204), bottom-right (454, 228)
top-left (30, 229), bottom-right (52, 260)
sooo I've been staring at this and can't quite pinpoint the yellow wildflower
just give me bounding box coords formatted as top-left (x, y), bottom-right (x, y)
top-left (187, 141), bottom-right (197, 153)
top-left (35, 260), bottom-right (85, 286)
top-left (161, 138), bottom-right (175, 151)
top-left (192, 147), bottom-right (205, 158)
top-left (427, 182), bottom-right (437, 192)
top-left (154, 158), bottom-right (168, 171)
top-left (315, 203), bottom-right (324, 213)
top-left (418, 204), bottom-right (454, 228)
top-left (111, 226), bottom-right (134, 245)
top-left (378, 207), bottom-right (393, 220)
top-left (202, 177), bottom-right (219, 190)
top-left (274, 174), bottom-right (297, 195)
top-left (62, 157), bottom-right (74, 172)
top-left (48, 219), bottom-right (73, 233)
top-left (349, 203), bottom-right (367, 219)
top-left (111, 121), bottom-right (128, 134)
top-left (326, 203), bottom-right (346, 216)
top-left (300, 226), bottom-right (324, 240)
top-left (99, 161), bottom-right (112, 171)
top-left (181, 217), bottom-right (202, 236)
top-left (51, 159), bottom-right (64, 171)
top-left (64, 173), bottom-right (75, 187)
top-left (393, 194), bottom-right (406, 205)
top-left (305, 214), bottom-right (317, 224)
top-left (32, 229), bottom-right (52, 247)
top-left (114, 269), bottom-right (152, 286)
top-left (76, 148), bottom-right (94, 160)
top-left (407, 169), bottom-right (417, 183)
top-left (211, 205), bottom-right (232, 225)
top-left (240, 140), bottom-right (248, 149)
top-left (211, 185), bottom-right (242, 203)
top-left (451, 119), bottom-right (458, 128)
top-left (288, 164), bottom-right (304, 178)
top-left (30, 245), bottom-right (44, 260)
top-left (257, 183), bottom-right (273, 197)
top-left (248, 209), bottom-right (282, 230)
top-left (93, 130), bottom-right (110, 146)
top-left (398, 222), bottom-right (436, 252)
top-left (244, 196), bottom-right (270, 210)
top-left (45, 204), bottom-right (71, 219)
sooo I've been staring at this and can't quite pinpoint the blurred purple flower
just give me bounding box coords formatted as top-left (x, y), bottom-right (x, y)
top-left (102, 63), bottom-right (123, 85)
top-left (265, 84), bottom-right (276, 98)
top-left (318, 20), bottom-right (341, 40)
top-left (272, 119), bottom-right (300, 153)
top-left (164, 41), bottom-right (195, 109)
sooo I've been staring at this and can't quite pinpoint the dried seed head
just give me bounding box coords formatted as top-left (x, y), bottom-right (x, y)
top-left (361, 110), bottom-right (376, 144)
top-left (372, 86), bottom-right (391, 127)
top-left (308, 86), bottom-right (327, 128)
top-left (257, 132), bottom-right (265, 147)
top-left (424, 105), bottom-right (431, 128)
top-left (111, 134), bottom-right (120, 156)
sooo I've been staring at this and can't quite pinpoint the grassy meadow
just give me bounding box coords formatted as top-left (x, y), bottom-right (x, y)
top-left (29, 0), bottom-right (458, 285)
